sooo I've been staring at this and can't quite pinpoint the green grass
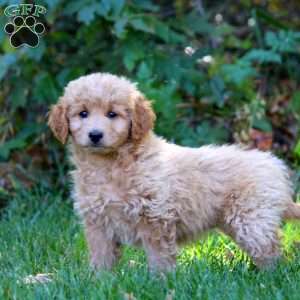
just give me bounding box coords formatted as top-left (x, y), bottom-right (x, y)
top-left (1, 187), bottom-right (300, 300)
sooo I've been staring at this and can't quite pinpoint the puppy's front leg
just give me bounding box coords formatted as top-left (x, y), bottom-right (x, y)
top-left (141, 221), bottom-right (177, 272)
top-left (84, 224), bottom-right (120, 270)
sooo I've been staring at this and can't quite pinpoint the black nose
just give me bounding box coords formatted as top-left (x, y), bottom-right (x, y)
top-left (88, 130), bottom-right (103, 144)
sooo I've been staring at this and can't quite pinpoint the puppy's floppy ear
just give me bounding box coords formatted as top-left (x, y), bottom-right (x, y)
top-left (131, 95), bottom-right (156, 141)
top-left (48, 102), bottom-right (69, 144)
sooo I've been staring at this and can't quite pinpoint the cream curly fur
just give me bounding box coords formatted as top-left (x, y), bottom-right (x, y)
top-left (48, 73), bottom-right (299, 271)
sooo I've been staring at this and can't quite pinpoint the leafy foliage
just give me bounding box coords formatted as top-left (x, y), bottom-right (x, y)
top-left (0, 1), bottom-right (300, 192)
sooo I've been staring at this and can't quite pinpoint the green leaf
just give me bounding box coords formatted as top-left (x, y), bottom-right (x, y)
top-left (113, 17), bottom-right (128, 38)
top-left (143, 82), bottom-right (179, 137)
top-left (131, 0), bottom-right (160, 12)
top-left (77, 3), bottom-right (99, 24)
top-left (129, 17), bottom-right (154, 34)
top-left (42, 0), bottom-right (60, 10)
top-left (98, 0), bottom-right (111, 16)
top-left (0, 124), bottom-right (43, 160)
top-left (184, 12), bottom-right (216, 35)
top-left (149, 82), bottom-right (178, 116)
top-left (129, 16), bottom-right (185, 43)
top-left (221, 60), bottom-right (257, 85)
top-left (209, 76), bottom-right (226, 107)
top-left (0, 15), bottom-right (7, 44)
top-left (63, 0), bottom-right (88, 15)
top-left (289, 91), bottom-right (300, 113)
top-left (0, 138), bottom-right (27, 160)
top-left (122, 38), bottom-right (146, 71)
top-left (0, 53), bottom-right (17, 80)
top-left (252, 117), bottom-right (272, 132)
top-left (192, 121), bottom-right (229, 145)
top-left (64, 0), bottom-right (112, 24)
top-left (265, 30), bottom-right (300, 53)
top-left (33, 73), bottom-right (59, 104)
top-left (137, 62), bottom-right (152, 80)
top-left (294, 140), bottom-right (300, 158)
top-left (110, 0), bottom-right (125, 17)
top-left (243, 49), bottom-right (282, 64)
top-left (10, 80), bottom-right (28, 109)
top-left (153, 19), bottom-right (185, 43)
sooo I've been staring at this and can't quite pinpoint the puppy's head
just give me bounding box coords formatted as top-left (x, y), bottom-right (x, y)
top-left (48, 73), bottom-right (155, 153)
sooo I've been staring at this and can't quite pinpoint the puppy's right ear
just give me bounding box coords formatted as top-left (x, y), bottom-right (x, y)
top-left (48, 103), bottom-right (69, 144)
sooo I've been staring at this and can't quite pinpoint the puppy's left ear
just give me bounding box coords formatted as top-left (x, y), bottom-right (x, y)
top-left (48, 102), bottom-right (69, 144)
top-left (131, 95), bottom-right (156, 141)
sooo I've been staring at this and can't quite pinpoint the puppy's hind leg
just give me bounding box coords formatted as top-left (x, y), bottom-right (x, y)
top-left (223, 213), bottom-right (282, 269)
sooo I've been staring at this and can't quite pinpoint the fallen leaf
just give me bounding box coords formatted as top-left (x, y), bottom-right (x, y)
top-left (22, 273), bottom-right (53, 284)
top-left (128, 260), bottom-right (137, 267)
top-left (225, 249), bottom-right (235, 261)
top-left (123, 292), bottom-right (137, 300)
top-left (249, 128), bottom-right (273, 151)
top-left (166, 289), bottom-right (175, 300)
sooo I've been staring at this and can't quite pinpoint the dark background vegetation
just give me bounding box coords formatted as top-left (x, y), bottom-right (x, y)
top-left (0, 0), bottom-right (300, 207)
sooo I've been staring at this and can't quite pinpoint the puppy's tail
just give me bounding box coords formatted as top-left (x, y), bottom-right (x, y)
top-left (283, 202), bottom-right (300, 220)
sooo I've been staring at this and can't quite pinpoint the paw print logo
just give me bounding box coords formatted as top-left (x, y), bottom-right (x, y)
top-left (4, 16), bottom-right (45, 48)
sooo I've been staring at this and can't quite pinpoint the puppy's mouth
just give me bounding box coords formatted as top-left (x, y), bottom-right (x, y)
top-left (89, 141), bottom-right (103, 147)
top-left (85, 143), bottom-right (114, 153)
top-left (88, 142), bottom-right (105, 149)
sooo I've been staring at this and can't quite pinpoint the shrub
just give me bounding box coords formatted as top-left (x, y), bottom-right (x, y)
top-left (0, 0), bottom-right (299, 194)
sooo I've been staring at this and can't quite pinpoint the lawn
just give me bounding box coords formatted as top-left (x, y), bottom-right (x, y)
top-left (1, 188), bottom-right (300, 300)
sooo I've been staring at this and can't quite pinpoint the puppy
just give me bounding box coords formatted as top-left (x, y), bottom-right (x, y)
top-left (48, 73), bottom-right (299, 271)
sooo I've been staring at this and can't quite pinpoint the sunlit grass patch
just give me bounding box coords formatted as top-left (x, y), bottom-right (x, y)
top-left (1, 188), bottom-right (300, 299)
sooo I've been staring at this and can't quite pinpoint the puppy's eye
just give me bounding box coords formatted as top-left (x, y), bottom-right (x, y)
top-left (79, 111), bottom-right (88, 118)
top-left (107, 111), bottom-right (118, 119)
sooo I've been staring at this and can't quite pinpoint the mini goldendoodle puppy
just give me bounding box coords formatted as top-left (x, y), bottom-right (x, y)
top-left (48, 73), bottom-right (299, 271)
